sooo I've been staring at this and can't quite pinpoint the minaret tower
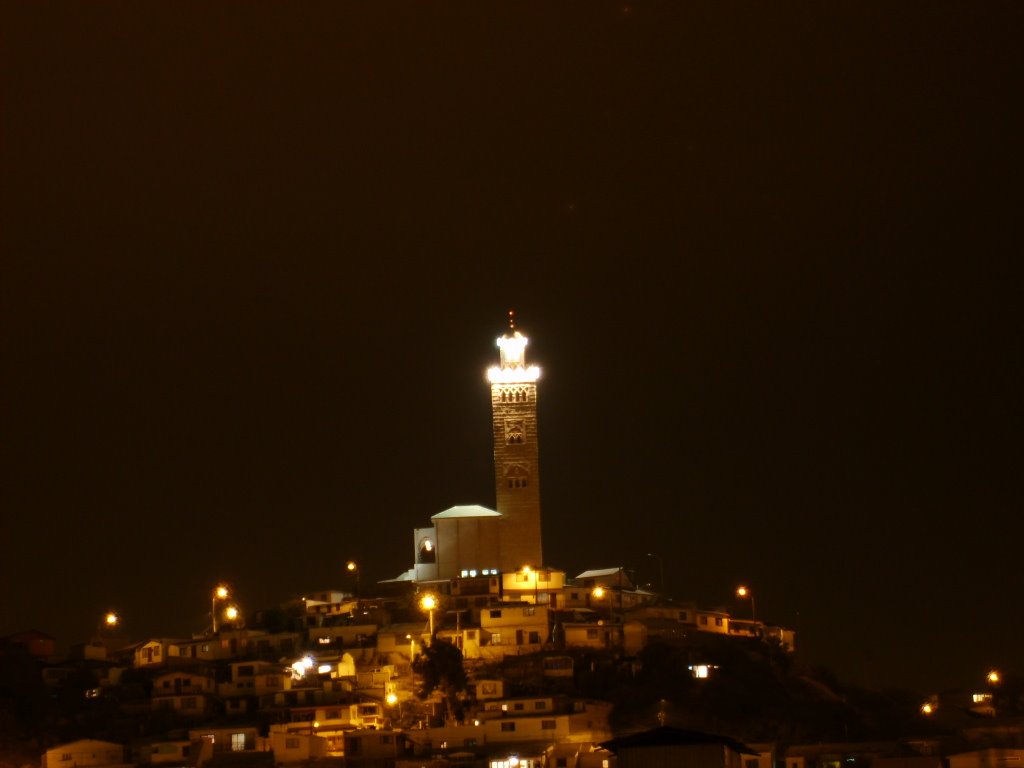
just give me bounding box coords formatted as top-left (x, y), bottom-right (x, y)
top-left (487, 311), bottom-right (543, 572)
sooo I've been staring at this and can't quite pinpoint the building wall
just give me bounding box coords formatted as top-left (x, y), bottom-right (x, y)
top-left (491, 378), bottom-right (543, 571)
top-left (435, 517), bottom-right (501, 581)
top-left (616, 744), bottom-right (740, 768)
top-left (43, 740), bottom-right (128, 768)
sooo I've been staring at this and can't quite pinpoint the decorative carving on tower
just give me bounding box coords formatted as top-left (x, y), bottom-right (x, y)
top-left (487, 311), bottom-right (544, 572)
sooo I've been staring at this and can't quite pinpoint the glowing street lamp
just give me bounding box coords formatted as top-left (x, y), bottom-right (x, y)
top-left (987, 669), bottom-right (1001, 685)
top-left (523, 565), bottom-right (540, 604)
top-left (736, 585), bottom-right (756, 621)
top-left (346, 561), bottom-right (360, 598)
top-left (104, 612), bottom-right (119, 629)
top-left (921, 702), bottom-right (935, 715)
top-left (212, 584), bottom-right (230, 633)
top-left (224, 605), bottom-right (239, 623)
top-left (420, 594), bottom-right (437, 639)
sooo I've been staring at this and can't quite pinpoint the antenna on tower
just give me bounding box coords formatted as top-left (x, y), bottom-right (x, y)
top-left (508, 309), bottom-right (516, 331)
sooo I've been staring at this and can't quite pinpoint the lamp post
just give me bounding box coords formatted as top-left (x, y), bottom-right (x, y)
top-left (224, 605), bottom-right (239, 626)
top-left (523, 565), bottom-right (540, 604)
top-left (647, 553), bottom-right (666, 597)
top-left (346, 561), bottom-right (360, 599)
top-left (419, 594), bottom-right (437, 641)
top-left (736, 585), bottom-right (756, 621)
top-left (212, 584), bottom-right (229, 633)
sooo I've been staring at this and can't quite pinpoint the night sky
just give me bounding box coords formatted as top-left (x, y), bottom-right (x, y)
top-left (2, 2), bottom-right (1021, 694)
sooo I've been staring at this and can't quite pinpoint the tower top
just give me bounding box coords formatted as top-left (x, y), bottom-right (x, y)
top-left (487, 313), bottom-right (541, 384)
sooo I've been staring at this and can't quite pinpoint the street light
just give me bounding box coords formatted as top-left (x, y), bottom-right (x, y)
top-left (987, 669), bottom-right (1001, 685)
top-left (647, 553), bottom-right (666, 596)
top-left (346, 561), bottom-right (360, 599)
top-left (419, 594), bottom-right (437, 640)
top-left (736, 585), bottom-right (756, 621)
top-left (104, 612), bottom-right (119, 629)
top-left (224, 605), bottom-right (239, 623)
top-left (212, 584), bottom-right (230, 633)
top-left (523, 565), bottom-right (539, 604)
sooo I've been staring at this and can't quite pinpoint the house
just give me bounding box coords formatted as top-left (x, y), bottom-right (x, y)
top-left (266, 730), bottom-right (328, 764)
top-left (42, 740), bottom-right (131, 768)
top-left (343, 729), bottom-right (414, 765)
top-left (217, 660), bottom-right (292, 698)
top-left (695, 611), bottom-right (730, 635)
top-left (948, 748), bottom-right (1024, 768)
top-left (601, 727), bottom-right (757, 768)
top-left (502, 568), bottom-right (567, 607)
top-left (476, 603), bottom-right (549, 659)
top-left (151, 670), bottom-right (217, 716)
top-left (407, 699), bottom-right (612, 766)
top-left (187, 726), bottom-right (266, 768)
top-left (137, 740), bottom-right (191, 767)
top-left (133, 639), bottom-right (178, 668)
top-left (562, 620), bottom-right (622, 651)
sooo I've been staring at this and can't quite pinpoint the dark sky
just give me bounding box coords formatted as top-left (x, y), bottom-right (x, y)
top-left (1, 2), bottom-right (1021, 693)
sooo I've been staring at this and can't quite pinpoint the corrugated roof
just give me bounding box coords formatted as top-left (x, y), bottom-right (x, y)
top-left (576, 567), bottom-right (626, 579)
top-left (432, 505), bottom-right (501, 519)
top-left (602, 727), bottom-right (758, 755)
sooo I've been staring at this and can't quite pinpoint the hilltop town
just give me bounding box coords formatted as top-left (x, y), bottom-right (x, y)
top-left (2, 321), bottom-right (1020, 768)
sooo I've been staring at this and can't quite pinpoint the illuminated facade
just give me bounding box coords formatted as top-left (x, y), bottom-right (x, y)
top-left (488, 318), bottom-right (544, 572)
top-left (408, 316), bottom-right (544, 581)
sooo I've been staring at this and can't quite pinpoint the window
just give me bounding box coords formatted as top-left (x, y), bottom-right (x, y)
top-left (523, 606), bottom-right (535, 616)
top-left (491, 633), bottom-right (502, 645)
top-left (541, 719), bottom-right (556, 730)
top-left (557, 760), bottom-right (567, 768)
top-left (679, 611), bottom-right (689, 621)
top-left (465, 738), bottom-right (477, 747)
top-left (348, 738), bottom-right (361, 755)
top-left (60, 755), bottom-right (71, 762)
top-left (380, 735), bottom-right (392, 745)
top-left (699, 616), bottom-right (708, 625)
top-left (489, 609), bottom-right (503, 619)
top-left (285, 738), bottom-right (299, 749)
top-left (501, 722), bottom-right (516, 732)
top-left (528, 631), bottom-right (540, 643)
top-left (715, 617), bottom-right (723, 627)
top-left (587, 629), bottom-right (598, 639)
top-left (230, 733), bottom-right (245, 752)
top-left (535, 701), bottom-right (547, 710)
top-left (514, 702), bottom-right (524, 711)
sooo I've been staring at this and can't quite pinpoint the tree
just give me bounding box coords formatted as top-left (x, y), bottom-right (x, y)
top-left (412, 640), bottom-right (467, 721)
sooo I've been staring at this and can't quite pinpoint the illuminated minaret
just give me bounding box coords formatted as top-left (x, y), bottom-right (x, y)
top-left (487, 311), bottom-right (543, 572)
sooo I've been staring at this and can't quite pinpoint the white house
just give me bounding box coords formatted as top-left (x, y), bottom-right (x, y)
top-left (42, 740), bottom-right (131, 768)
